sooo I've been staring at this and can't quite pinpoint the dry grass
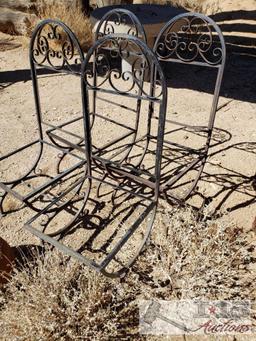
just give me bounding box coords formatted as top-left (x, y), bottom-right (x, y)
top-left (135, 204), bottom-right (256, 300)
top-left (0, 206), bottom-right (255, 339)
top-left (36, 1), bottom-right (93, 51)
top-left (136, 0), bottom-right (204, 11)
top-left (0, 248), bottom-right (141, 340)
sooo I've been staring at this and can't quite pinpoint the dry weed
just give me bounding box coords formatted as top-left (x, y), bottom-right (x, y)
top-left (0, 206), bottom-right (255, 339)
top-left (0, 248), bottom-right (141, 340)
top-left (134, 204), bottom-right (256, 301)
top-left (36, 1), bottom-right (92, 51)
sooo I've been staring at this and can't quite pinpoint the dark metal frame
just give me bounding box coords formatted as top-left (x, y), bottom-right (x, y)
top-left (25, 34), bottom-right (167, 277)
top-left (46, 9), bottom-right (146, 160)
top-left (91, 8), bottom-right (148, 183)
top-left (0, 19), bottom-right (86, 222)
top-left (153, 12), bottom-right (226, 202)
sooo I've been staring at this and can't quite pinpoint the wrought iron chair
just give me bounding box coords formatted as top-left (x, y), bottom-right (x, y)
top-left (153, 13), bottom-right (226, 202)
top-left (47, 9), bottom-right (146, 167)
top-left (0, 19), bottom-right (86, 227)
top-left (25, 34), bottom-right (167, 277)
top-left (89, 8), bottom-right (148, 191)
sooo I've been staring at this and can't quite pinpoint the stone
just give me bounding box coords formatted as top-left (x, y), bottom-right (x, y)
top-left (0, 0), bottom-right (37, 13)
top-left (0, 7), bottom-right (38, 36)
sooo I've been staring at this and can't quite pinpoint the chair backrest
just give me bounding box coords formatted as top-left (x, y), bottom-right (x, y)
top-left (81, 34), bottom-right (167, 200)
top-left (153, 13), bottom-right (226, 133)
top-left (154, 13), bottom-right (225, 67)
top-left (30, 19), bottom-right (84, 74)
top-left (29, 19), bottom-right (84, 139)
top-left (94, 8), bottom-right (147, 42)
top-left (92, 10), bottom-right (146, 131)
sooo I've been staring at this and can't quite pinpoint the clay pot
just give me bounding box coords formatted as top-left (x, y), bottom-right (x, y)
top-left (0, 237), bottom-right (16, 286)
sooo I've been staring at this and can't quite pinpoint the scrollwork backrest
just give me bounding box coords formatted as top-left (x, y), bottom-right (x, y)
top-left (83, 34), bottom-right (164, 100)
top-left (154, 13), bottom-right (226, 67)
top-left (95, 9), bottom-right (146, 43)
top-left (30, 19), bottom-right (84, 74)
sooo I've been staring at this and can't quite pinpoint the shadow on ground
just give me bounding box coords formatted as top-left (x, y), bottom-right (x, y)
top-left (212, 10), bottom-right (256, 57)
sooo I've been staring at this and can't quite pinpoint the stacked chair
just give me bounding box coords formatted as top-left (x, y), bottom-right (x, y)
top-left (153, 13), bottom-right (226, 202)
top-left (0, 9), bottom-right (226, 277)
top-left (0, 20), bottom-right (86, 233)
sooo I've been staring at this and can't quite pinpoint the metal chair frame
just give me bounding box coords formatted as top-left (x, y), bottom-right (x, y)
top-left (153, 12), bottom-right (226, 202)
top-left (46, 9), bottom-right (146, 152)
top-left (0, 19), bottom-right (86, 221)
top-left (25, 34), bottom-right (167, 277)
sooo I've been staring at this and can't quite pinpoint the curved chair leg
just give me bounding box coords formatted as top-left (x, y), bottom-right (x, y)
top-left (96, 173), bottom-right (109, 199)
top-left (24, 178), bottom-right (157, 278)
top-left (100, 203), bottom-right (156, 278)
top-left (1, 140), bottom-right (43, 187)
top-left (43, 179), bottom-right (91, 238)
top-left (0, 141), bottom-right (43, 215)
top-left (1, 159), bottom-right (86, 215)
top-left (181, 158), bottom-right (207, 201)
top-left (162, 131), bottom-right (212, 202)
top-left (25, 177), bottom-right (91, 238)
top-left (47, 129), bottom-right (84, 155)
top-left (55, 141), bottom-right (86, 175)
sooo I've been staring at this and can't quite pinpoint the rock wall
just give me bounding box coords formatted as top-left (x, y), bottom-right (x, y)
top-left (0, 7), bottom-right (37, 35)
top-left (0, 0), bottom-right (37, 13)
top-left (0, 0), bottom-right (87, 35)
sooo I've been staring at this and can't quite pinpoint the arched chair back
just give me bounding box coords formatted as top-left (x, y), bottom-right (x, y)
top-left (82, 34), bottom-right (167, 192)
top-left (91, 9), bottom-right (146, 127)
top-left (153, 12), bottom-right (226, 201)
top-left (25, 34), bottom-right (167, 278)
top-left (94, 8), bottom-right (147, 42)
top-left (30, 19), bottom-right (85, 146)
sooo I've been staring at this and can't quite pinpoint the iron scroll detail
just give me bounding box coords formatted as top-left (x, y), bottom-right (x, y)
top-left (30, 19), bottom-right (83, 73)
top-left (95, 8), bottom-right (147, 42)
top-left (154, 14), bottom-right (225, 66)
top-left (84, 36), bottom-right (163, 99)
